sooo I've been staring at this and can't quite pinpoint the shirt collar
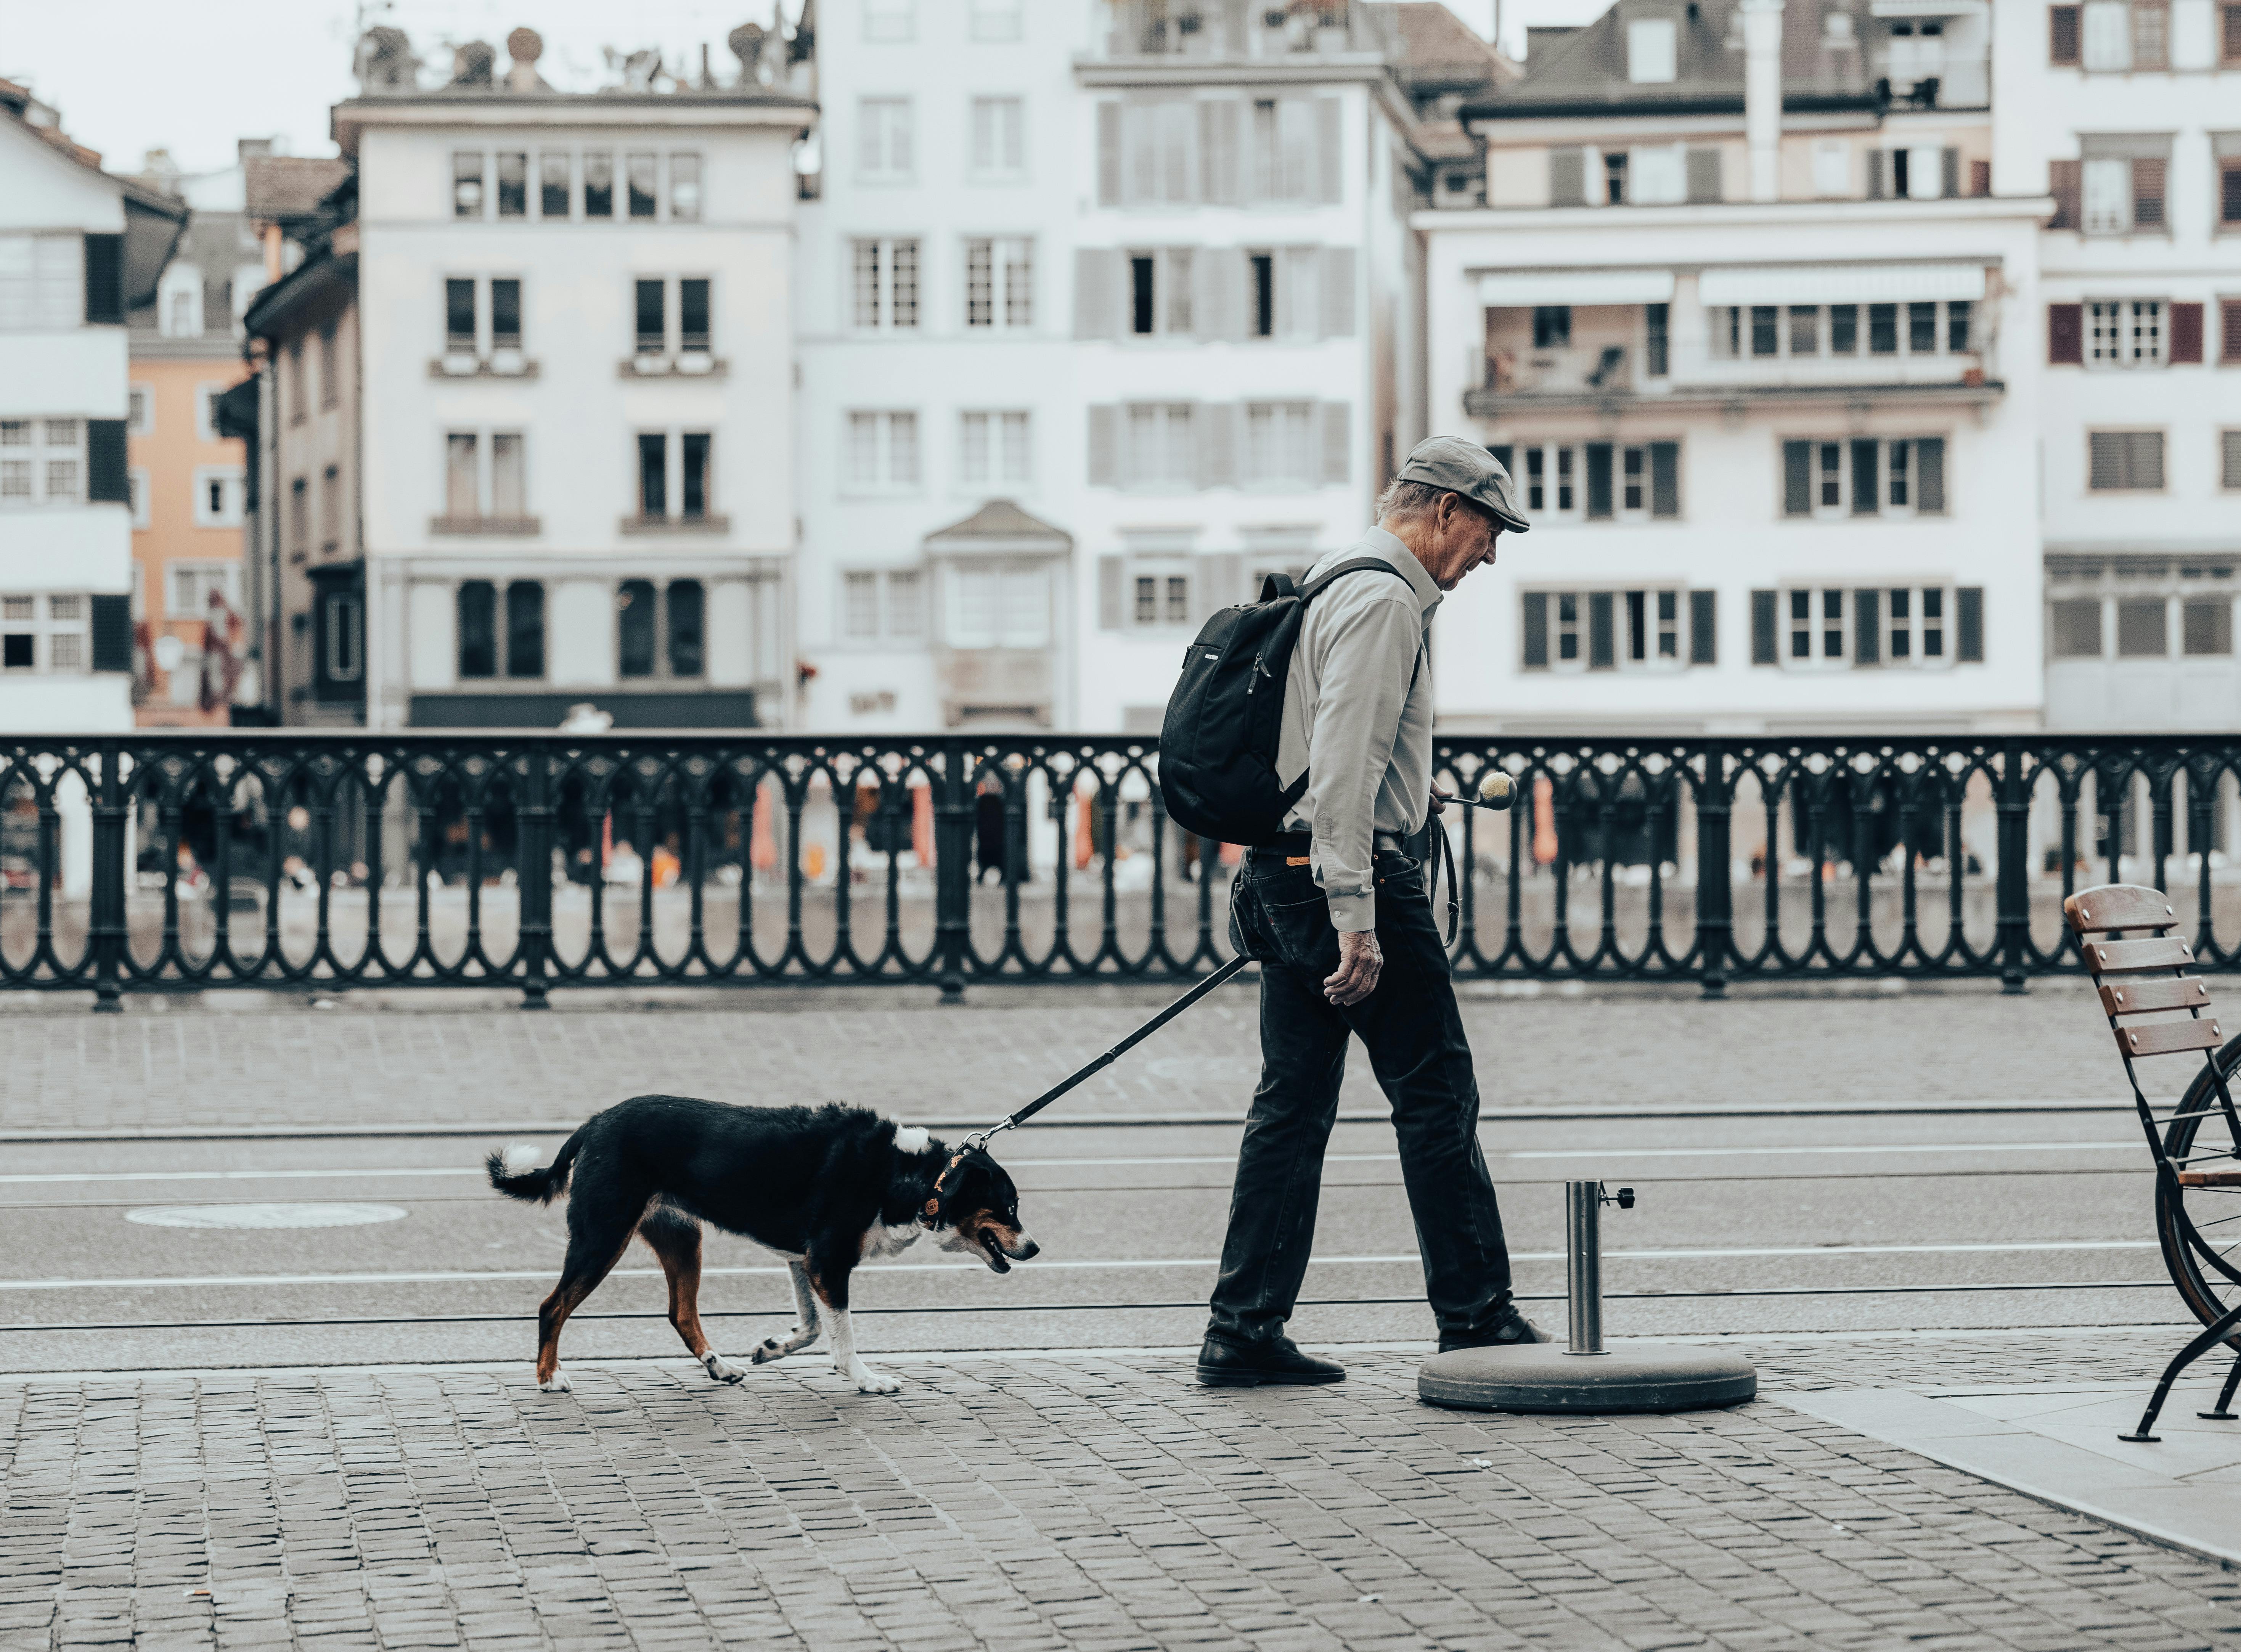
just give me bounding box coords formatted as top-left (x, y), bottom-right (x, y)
top-left (1361, 525), bottom-right (1444, 619)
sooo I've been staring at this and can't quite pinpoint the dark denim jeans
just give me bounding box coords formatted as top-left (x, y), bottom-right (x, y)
top-left (1206, 845), bottom-right (1513, 1347)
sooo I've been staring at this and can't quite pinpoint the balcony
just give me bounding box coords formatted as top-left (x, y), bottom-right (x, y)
top-left (1091, 0), bottom-right (1388, 60)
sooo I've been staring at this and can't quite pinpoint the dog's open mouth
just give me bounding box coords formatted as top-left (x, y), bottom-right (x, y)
top-left (983, 1252), bottom-right (1012, 1274)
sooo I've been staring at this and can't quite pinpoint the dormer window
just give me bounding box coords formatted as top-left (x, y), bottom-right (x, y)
top-left (1627, 17), bottom-right (1677, 82)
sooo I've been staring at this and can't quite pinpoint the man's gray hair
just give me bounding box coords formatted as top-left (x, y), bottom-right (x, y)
top-left (1374, 477), bottom-right (1446, 525)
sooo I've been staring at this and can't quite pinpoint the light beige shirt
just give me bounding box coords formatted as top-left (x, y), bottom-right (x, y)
top-left (1276, 527), bottom-right (1441, 933)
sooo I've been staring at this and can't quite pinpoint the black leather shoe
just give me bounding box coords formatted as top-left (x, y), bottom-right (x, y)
top-left (1437, 1306), bottom-right (1550, 1355)
top-left (1195, 1335), bottom-right (1346, 1387)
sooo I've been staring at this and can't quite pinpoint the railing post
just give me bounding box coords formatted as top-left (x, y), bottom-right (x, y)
top-left (89, 741), bottom-right (128, 1013)
top-left (1996, 737), bottom-right (2030, 995)
top-left (517, 740), bottom-right (553, 1010)
top-left (935, 740), bottom-right (972, 1003)
top-left (1693, 739), bottom-right (1732, 999)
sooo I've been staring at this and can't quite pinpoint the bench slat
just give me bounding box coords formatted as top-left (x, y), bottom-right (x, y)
top-left (2115, 1017), bottom-right (2224, 1058)
top-left (2101, 977), bottom-right (2215, 1016)
top-left (2067, 884), bottom-right (2182, 935)
top-left (2083, 936), bottom-right (2196, 974)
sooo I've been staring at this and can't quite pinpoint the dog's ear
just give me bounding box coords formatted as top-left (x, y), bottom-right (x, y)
top-left (925, 1148), bottom-right (982, 1225)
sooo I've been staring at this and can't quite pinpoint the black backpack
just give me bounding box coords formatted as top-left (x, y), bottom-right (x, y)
top-left (1157, 558), bottom-right (1412, 847)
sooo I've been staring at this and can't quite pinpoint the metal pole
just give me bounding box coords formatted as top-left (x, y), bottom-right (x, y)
top-left (1565, 1179), bottom-right (1605, 1356)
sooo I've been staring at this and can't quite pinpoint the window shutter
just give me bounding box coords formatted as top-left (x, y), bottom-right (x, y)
top-left (1098, 555), bottom-right (1124, 629)
top-left (1488, 444), bottom-right (1515, 476)
top-left (2050, 4), bottom-right (2080, 62)
top-left (2169, 302), bottom-right (2204, 364)
top-left (1197, 553), bottom-right (1243, 621)
top-left (1198, 403), bottom-right (1237, 490)
top-left (1193, 248), bottom-right (1226, 342)
top-left (2129, 430), bottom-right (2165, 489)
top-left (1649, 442), bottom-right (1679, 518)
top-left (1218, 247), bottom-right (1248, 342)
top-left (1855, 589), bottom-right (1881, 665)
top-left (1097, 102), bottom-right (1122, 207)
top-left (82, 234), bottom-right (124, 325)
top-left (1850, 439), bottom-right (1879, 513)
top-left (1685, 146), bottom-right (1722, 203)
top-left (2132, 157), bottom-right (2165, 228)
top-left (2222, 429), bottom-right (2241, 490)
top-left (1751, 590), bottom-right (1778, 664)
top-left (2222, 160), bottom-right (2241, 227)
top-left (1584, 442), bottom-right (1613, 518)
top-left (2089, 431), bottom-right (2124, 489)
top-left (2048, 302), bottom-right (2084, 363)
top-left (1073, 248), bottom-right (1116, 339)
top-left (1320, 248), bottom-right (1355, 339)
top-left (2226, 0), bottom-right (2241, 63)
top-left (90, 594), bottom-right (132, 672)
top-left (2048, 158), bottom-right (2081, 228)
top-left (1689, 590), bottom-right (1716, 665)
top-left (1088, 404), bottom-right (1118, 486)
top-left (1200, 98), bottom-right (1240, 206)
top-left (1916, 437), bottom-right (1946, 513)
top-left (1314, 96), bottom-right (1342, 204)
top-left (1321, 402), bottom-right (1350, 485)
top-left (1549, 146), bottom-right (1586, 206)
top-left (1970, 158), bottom-right (1992, 197)
top-left (1782, 440), bottom-right (1811, 515)
top-left (1865, 149), bottom-right (1885, 199)
top-left (2223, 298), bottom-right (2241, 363)
top-left (1521, 593), bottom-right (1549, 667)
top-left (1587, 593), bottom-right (1615, 669)
top-left (87, 418), bottom-right (128, 502)
top-left (1940, 147), bottom-right (1960, 200)
top-left (1957, 588), bottom-right (1984, 662)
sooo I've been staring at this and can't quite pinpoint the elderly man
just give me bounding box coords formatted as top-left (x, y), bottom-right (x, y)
top-left (1198, 437), bottom-right (1541, 1388)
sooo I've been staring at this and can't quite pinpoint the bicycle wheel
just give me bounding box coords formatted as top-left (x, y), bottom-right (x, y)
top-left (2155, 1036), bottom-right (2241, 1348)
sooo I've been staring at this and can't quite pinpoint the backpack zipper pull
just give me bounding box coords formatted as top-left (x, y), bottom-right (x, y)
top-left (1247, 654), bottom-right (1272, 693)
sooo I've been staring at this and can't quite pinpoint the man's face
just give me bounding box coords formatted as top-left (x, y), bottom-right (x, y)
top-left (1429, 495), bottom-right (1503, 591)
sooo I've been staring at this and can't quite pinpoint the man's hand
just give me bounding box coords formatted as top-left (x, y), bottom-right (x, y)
top-left (1429, 786), bottom-right (1453, 815)
top-left (1324, 927), bottom-right (1382, 1006)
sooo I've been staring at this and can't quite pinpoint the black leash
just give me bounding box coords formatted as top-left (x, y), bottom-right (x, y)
top-left (952, 954), bottom-right (1254, 1155)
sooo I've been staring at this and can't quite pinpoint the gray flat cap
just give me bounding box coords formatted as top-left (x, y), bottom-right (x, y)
top-left (1396, 435), bottom-right (1530, 533)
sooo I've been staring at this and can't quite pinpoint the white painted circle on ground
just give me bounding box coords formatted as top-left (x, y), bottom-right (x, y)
top-left (125, 1203), bottom-right (409, 1230)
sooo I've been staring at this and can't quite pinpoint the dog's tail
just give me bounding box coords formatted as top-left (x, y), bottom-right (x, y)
top-left (485, 1125), bottom-right (587, 1205)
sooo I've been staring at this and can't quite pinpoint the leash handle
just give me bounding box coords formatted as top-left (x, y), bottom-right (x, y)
top-left (993, 955), bottom-right (1254, 1134)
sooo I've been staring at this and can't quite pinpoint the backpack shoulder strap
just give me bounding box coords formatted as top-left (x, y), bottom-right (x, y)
top-left (1258, 571), bottom-right (1299, 602)
top-left (1298, 556), bottom-right (1411, 603)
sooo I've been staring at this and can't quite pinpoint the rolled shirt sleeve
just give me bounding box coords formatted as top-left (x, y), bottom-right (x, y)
top-left (1305, 591), bottom-right (1420, 932)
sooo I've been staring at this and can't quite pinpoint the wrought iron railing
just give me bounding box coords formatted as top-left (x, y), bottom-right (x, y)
top-left (3, 731), bottom-right (2237, 1007)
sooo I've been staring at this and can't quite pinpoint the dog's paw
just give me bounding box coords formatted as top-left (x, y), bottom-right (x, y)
top-left (538, 1369), bottom-right (573, 1393)
top-left (704, 1353), bottom-right (745, 1384)
top-left (750, 1336), bottom-right (787, 1365)
top-left (847, 1361), bottom-right (900, 1395)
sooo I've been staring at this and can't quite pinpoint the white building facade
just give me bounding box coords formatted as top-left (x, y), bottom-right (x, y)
top-left (2001, 0), bottom-right (2241, 731)
top-left (335, 35), bottom-right (812, 730)
top-left (1420, 0), bottom-right (2047, 737)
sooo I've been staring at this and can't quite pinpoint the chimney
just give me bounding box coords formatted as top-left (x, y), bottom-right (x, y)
top-left (1740, 0), bottom-right (1783, 202)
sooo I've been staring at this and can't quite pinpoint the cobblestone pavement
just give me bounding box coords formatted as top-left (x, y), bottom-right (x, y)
top-left (5, 1333), bottom-right (2241, 1652)
top-left (0, 979), bottom-right (2134, 1136)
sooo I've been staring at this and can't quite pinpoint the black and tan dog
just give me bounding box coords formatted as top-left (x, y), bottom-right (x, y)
top-left (487, 1095), bottom-right (1037, 1394)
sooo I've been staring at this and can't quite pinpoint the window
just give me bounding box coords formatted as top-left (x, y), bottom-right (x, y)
top-left (1521, 588), bottom-right (1709, 670)
top-left (1132, 567), bottom-right (1192, 627)
top-left (446, 434), bottom-right (478, 518)
top-left (458, 582), bottom-right (496, 678)
top-left (843, 411), bottom-right (921, 492)
top-left (446, 278), bottom-right (476, 352)
top-left (959, 411), bottom-right (1031, 486)
top-left (851, 237), bottom-right (920, 329)
top-left (1604, 150), bottom-right (1629, 204)
top-left (128, 466), bottom-right (148, 528)
top-left (842, 569), bottom-right (926, 640)
top-left (0, 594), bottom-right (88, 673)
top-left (506, 582), bottom-right (545, 678)
top-left (1126, 248), bottom-right (1197, 337)
top-left (1522, 445), bottom-right (1576, 514)
top-left (680, 280), bottom-right (710, 355)
top-left (858, 98), bottom-right (915, 182)
top-left (965, 237), bottom-right (1032, 329)
top-left (2051, 598), bottom-right (2103, 657)
top-left (2087, 299), bottom-right (2165, 366)
top-left (1755, 585), bottom-right (1973, 667)
top-left (1629, 142), bottom-right (1686, 204)
top-left (540, 152), bottom-right (571, 217)
top-left (1248, 96), bottom-right (1317, 204)
top-left (1244, 402), bottom-right (1316, 487)
top-left (289, 476), bottom-right (307, 553)
top-left (1645, 304), bottom-right (1669, 376)
top-left (1782, 438), bottom-right (1947, 516)
top-left (0, 419), bottom-right (82, 506)
top-left (1719, 301), bottom-right (1966, 361)
top-left (452, 152), bottom-right (484, 218)
top-left (2084, 0), bottom-right (2131, 67)
top-left (1250, 253), bottom-right (1274, 337)
top-left (321, 588), bottom-right (363, 685)
top-left (680, 433), bottom-right (710, 519)
top-left (321, 463), bottom-right (340, 549)
top-left (2088, 430), bottom-right (2165, 489)
top-left (286, 342), bottom-right (306, 424)
top-left (159, 264), bottom-right (204, 337)
top-left (584, 153), bottom-right (615, 217)
top-left (864, 0), bottom-right (915, 41)
top-left (1532, 306), bottom-right (1570, 349)
top-left (2225, 429), bottom-right (2241, 490)
top-left (127, 385), bottom-right (152, 436)
top-left (970, 0), bottom-right (1023, 40)
top-left (948, 563), bottom-right (1051, 649)
top-left (2082, 144), bottom-right (2169, 234)
top-left (626, 153), bottom-right (658, 219)
top-left (439, 430), bottom-right (528, 524)
top-left (319, 323), bottom-right (339, 405)
top-left (637, 434), bottom-right (666, 517)
top-left (1123, 403), bottom-right (1195, 489)
top-left (455, 580), bottom-right (545, 680)
top-left (166, 562), bottom-right (238, 620)
top-left (490, 280), bottom-right (520, 357)
top-left (669, 153), bottom-right (701, 221)
top-left (0, 234), bottom-right (82, 330)
top-left (970, 97), bottom-right (1025, 180)
top-left (191, 465), bottom-right (245, 528)
top-left (2187, 596), bottom-right (2233, 655)
top-left (1812, 139), bottom-right (1851, 198)
top-left (2052, 3), bottom-right (2082, 61)
top-left (1627, 17), bottom-right (1677, 82)
top-left (2117, 596), bottom-right (2167, 655)
top-left (496, 152), bottom-right (527, 218)
top-left (635, 279), bottom-right (665, 355)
